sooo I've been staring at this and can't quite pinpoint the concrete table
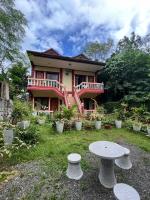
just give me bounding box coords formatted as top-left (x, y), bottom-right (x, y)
top-left (89, 141), bottom-right (125, 188)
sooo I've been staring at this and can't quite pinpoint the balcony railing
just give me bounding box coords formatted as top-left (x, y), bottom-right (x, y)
top-left (28, 78), bottom-right (65, 92)
top-left (28, 78), bottom-right (69, 108)
top-left (75, 82), bottom-right (104, 92)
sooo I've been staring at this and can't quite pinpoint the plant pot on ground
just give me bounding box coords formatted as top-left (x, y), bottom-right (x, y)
top-left (114, 107), bottom-right (126, 128)
top-left (37, 114), bottom-right (46, 125)
top-left (115, 120), bottom-right (122, 128)
top-left (17, 120), bottom-right (30, 129)
top-left (75, 121), bottom-right (82, 131)
top-left (89, 111), bottom-right (104, 130)
top-left (54, 110), bottom-right (64, 133)
top-left (132, 121), bottom-right (142, 132)
top-left (55, 121), bottom-right (64, 133)
top-left (3, 128), bottom-right (14, 145)
top-left (147, 126), bottom-right (150, 136)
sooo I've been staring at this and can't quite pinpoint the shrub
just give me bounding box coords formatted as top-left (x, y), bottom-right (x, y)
top-left (12, 99), bottom-right (32, 124)
top-left (15, 124), bottom-right (40, 145)
top-left (63, 119), bottom-right (74, 131)
top-left (104, 101), bottom-right (121, 113)
top-left (83, 120), bottom-right (94, 130)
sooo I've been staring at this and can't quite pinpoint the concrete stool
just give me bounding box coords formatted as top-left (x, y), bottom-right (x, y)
top-left (113, 183), bottom-right (140, 200)
top-left (66, 153), bottom-right (83, 180)
top-left (115, 147), bottom-right (132, 169)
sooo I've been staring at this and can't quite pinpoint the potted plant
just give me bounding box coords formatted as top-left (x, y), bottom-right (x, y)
top-left (114, 109), bottom-right (122, 128)
top-left (75, 114), bottom-right (82, 131)
top-left (54, 111), bottom-right (64, 133)
top-left (147, 126), bottom-right (150, 136)
top-left (37, 113), bottom-right (46, 125)
top-left (131, 107), bottom-right (142, 132)
top-left (145, 114), bottom-right (150, 136)
top-left (3, 123), bottom-right (15, 145)
top-left (132, 120), bottom-right (142, 132)
top-left (12, 99), bottom-right (31, 129)
top-left (90, 112), bottom-right (103, 130)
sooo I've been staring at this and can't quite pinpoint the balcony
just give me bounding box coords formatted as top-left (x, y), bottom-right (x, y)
top-left (75, 82), bottom-right (104, 97)
top-left (27, 78), bottom-right (65, 98)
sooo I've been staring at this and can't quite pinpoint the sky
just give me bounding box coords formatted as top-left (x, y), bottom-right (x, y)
top-left (15, 0), bottom-right (150, 56)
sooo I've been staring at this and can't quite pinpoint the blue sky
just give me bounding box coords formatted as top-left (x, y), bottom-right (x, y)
top-left (15, 0), bottom-right (150, 56)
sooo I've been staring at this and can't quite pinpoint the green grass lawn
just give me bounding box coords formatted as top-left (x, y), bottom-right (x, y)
top-left (2, 124), bottom-right (150, 174)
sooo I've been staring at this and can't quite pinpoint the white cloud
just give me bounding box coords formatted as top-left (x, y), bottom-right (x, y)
top-left (15, 0), bottom-right (150, 55)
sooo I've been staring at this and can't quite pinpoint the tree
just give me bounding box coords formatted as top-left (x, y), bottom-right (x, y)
top-left (101, 33), bottom-right (150, 109)
top-left (84, 39), bottom-right (114, 61)
top-left (0, 0), bottom-right (27, 73)
top-left (8, 62), bottom-right (28, 99)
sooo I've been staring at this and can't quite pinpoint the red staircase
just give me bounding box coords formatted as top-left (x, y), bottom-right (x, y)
top-left (74, 87), bottom-right (83, 114)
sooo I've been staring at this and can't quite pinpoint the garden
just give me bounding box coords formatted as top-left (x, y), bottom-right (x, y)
top-left (0, 99), bottom-right (150, 199)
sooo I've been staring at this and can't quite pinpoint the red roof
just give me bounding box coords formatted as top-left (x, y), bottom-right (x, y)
top-left (73, 54), bottom-right (89, 60)
top-left (44, 48), bottom-right (60, 56)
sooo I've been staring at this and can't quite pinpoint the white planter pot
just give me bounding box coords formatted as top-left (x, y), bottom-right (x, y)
top-left (95, 121), bottom-right (101, 130)
top-left (3, 129), bottom-right (14, 145)
top-left (37, 119), bottom-right (45, 125)
top-left (133, 124), bottom-right (141, 132)
top-left (75, 121), bottom-right (82, 131)
top-left (56, 121), bottom-right (64, 133)
top-left (115, 120), bottom-right (122, 128)
top-left (17, 121), bottom-right (30, 129)
top-left (147, 127), bottom-right (150, 136)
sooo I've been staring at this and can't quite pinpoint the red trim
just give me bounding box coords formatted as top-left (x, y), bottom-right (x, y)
top-left (78, 88), bottom-right (104, 97)
top-left (27, 86), bottom-right (64, 98)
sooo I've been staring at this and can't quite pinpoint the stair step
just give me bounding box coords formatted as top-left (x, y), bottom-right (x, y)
top-left (68, 94), bottom-right (76, 106)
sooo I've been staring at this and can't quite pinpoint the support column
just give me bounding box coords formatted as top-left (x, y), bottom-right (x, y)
top-left (32, 97), bottom-right (34, 110)
top-left (49, 98), bottom-right (51, 111)
top-left (98, 158), bottom-right (116, 188)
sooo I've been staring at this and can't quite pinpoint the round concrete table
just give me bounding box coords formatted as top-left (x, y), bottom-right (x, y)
top-left (89, 141), bottom-right (125, 188)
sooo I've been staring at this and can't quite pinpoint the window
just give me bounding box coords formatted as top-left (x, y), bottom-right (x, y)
top-left (34, 97), bottom-right (49, 110)
top-left (46, 72), bottom-right (59, 81)
top-left (36, 71), bottom-right (44, 79)
top-left (88, 76), bottom-right (94, 82)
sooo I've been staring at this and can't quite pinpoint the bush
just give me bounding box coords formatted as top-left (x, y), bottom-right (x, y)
top-left (12, 99), bottom-right (32, 124)
top-left (83, 120), bottom-right (94, 130)
top-left (15, 125), bottom-right (40, 145)
top-left (104, 101), bottom-right (121, 113)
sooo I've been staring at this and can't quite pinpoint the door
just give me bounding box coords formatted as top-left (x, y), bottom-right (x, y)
top-left (51, 98), bottom-right (58, 111)
top-left (75, 75), bottom-right (86, 85)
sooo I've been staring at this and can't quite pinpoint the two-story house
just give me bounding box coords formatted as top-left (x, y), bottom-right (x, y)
top-left (27, 48), bottom-right (104, 114)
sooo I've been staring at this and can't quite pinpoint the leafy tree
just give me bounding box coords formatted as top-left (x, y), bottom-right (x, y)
top-left (84, 39), bottom-right (114, 61)
top-left (0, 0), bottom-right (27, 73)
top-left (101, 33), bottom-right (150, 109)
top-left (8, 62), bottom-right (28, 99)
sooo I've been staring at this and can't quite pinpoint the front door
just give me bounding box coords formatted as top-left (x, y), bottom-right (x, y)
top-left (75, 75), bottom-right (86, 85)
top-left (51, 98), bottom-right (58, 111)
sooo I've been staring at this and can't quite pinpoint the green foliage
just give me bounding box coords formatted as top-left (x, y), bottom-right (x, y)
top-left (98, 33), bottom-right (150, 110)
top-left (104, 101), bottom-right (121, 113)
top-left (61, 105), bottom-right (77, 120)
top-left (84, 39), bottom-right (113, 61)
top-left (8, 62), bottom-right (28, 99)
top-left (54, 105), bottom-right (77, 121)
top-left (0, 0), bottom-right (27, 70)
top-left (15, 125), bottom-right (40, 145)
top-left (12, 99), bottom-right (32, 123)
top-left (114, 103), bottom-right (128, 121)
